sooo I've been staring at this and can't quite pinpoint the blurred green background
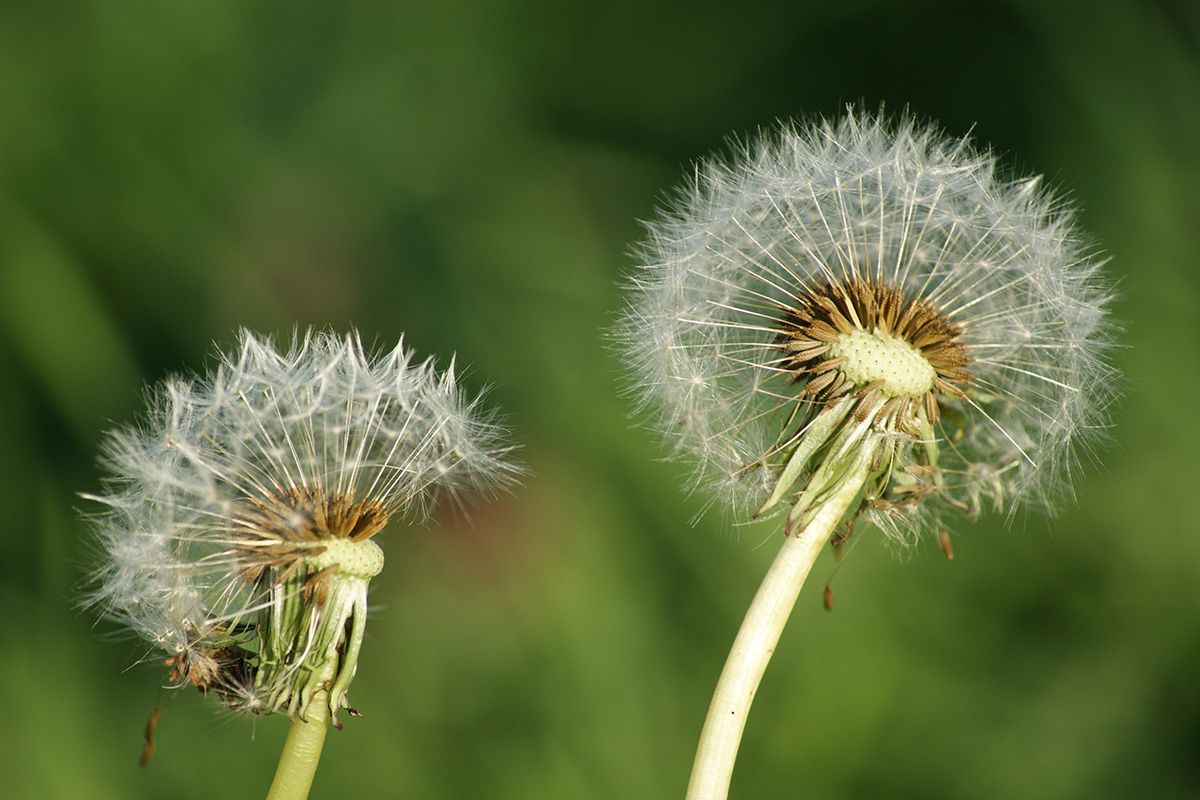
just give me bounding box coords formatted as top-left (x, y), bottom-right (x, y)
top-left (1, 0), bottom-right (1197, 798)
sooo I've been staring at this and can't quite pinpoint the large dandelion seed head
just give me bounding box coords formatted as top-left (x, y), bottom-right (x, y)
top-left (620, 111), bottom-right (1117, 539)
top-left (84, 328), bottom-right (520, 723)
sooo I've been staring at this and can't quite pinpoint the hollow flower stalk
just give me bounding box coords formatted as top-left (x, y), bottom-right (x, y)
top-left (84, 329), bottom-right (518, 794)
top-left (619, 112), bottom-right (1116, 799)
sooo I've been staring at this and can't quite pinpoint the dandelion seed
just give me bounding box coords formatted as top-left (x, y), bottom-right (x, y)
top-left (617, 109), bottom-right (1118, 800)
top-left (84, 329), bottom-right (520, 729)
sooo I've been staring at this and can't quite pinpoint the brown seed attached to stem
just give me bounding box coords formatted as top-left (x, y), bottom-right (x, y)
top-left (938, 530), bottom-right (954, 560)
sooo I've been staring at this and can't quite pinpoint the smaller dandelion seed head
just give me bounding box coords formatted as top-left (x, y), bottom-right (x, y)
top-left (82, 328), bottom-right (521, 724)
top-left (617, 109), bottom-right (1118, 540)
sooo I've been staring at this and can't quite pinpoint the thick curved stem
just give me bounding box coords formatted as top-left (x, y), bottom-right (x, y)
top-left (685, 459), bottom-right (870, 800)
top-left (265, 693), bottom-right (331, 800)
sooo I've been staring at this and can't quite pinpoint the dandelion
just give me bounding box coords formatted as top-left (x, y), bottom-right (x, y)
top-left (617, 110), bottom-right (1117, 800)
top-left (84, 328), bottom-right (519, 799)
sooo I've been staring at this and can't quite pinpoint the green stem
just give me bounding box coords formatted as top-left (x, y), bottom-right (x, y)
top-left (685, 457), bottom-right (871, 800)
top-left (265, 693), bottom-right (331, 800)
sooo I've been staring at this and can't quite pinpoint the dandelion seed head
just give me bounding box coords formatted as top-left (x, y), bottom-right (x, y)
top-left (84, 328), bottom-right (520, 722)
top-left (619, 110), bottom-right (1117, 538)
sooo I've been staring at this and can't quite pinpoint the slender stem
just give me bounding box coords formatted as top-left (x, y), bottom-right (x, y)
top-left (685, 461), bottom-right (870, 800)
top-left (265, 693), bottom-right (331, 800)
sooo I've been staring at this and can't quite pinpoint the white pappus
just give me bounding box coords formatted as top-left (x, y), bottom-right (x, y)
top-left (83, 328), bottom-right (521, 725)
top-left (619, 110), bottom-right (1118, 540)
